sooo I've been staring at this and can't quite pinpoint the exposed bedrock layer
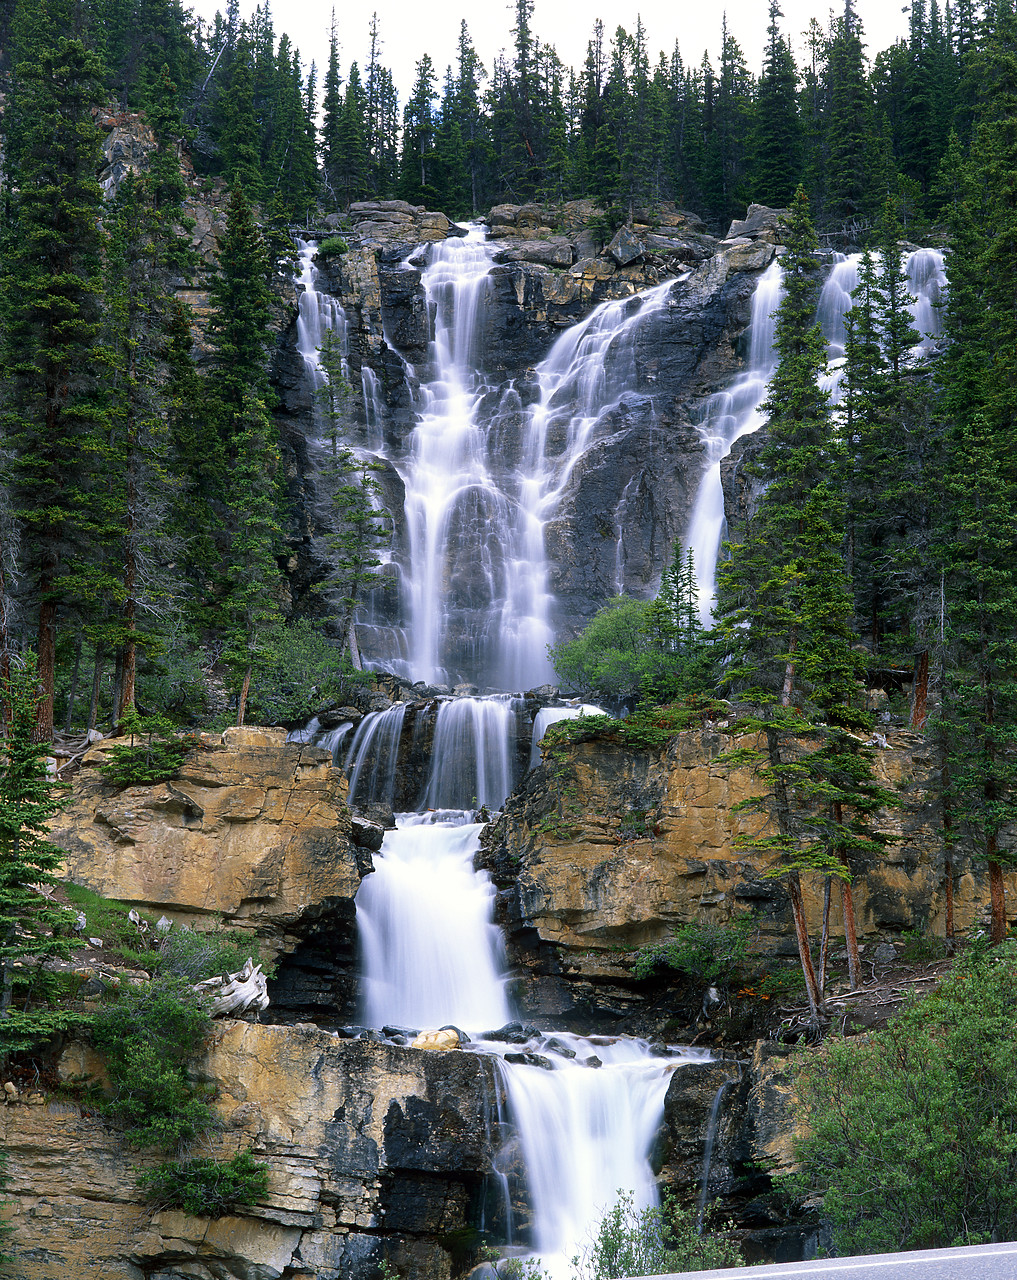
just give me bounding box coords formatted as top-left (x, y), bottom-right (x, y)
top-left (479, 726), bottom-right (1010, 1030)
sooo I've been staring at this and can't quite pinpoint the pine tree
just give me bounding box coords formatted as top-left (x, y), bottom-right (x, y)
top-left (751, 0), bottom-right (802, 207)
top-left (718, 189), bottom-right (885, 1012)
top-left (0, 655), bottom-right (75, 1045)
top-left (0, 25), bottom-right (107, 741)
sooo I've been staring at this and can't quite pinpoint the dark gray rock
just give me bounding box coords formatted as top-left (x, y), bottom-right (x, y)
top-left (608, 225), bottom-right (645, 265)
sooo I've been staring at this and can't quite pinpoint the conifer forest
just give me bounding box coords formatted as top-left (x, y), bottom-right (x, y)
top-left (1, 0), bottom-right (1017, 957)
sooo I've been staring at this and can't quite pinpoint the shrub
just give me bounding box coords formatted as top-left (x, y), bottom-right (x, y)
top-left (139, 1149), bottom-right (269, 1218)
top-left (317, 235), bottom-right (349, 256)
top-left (792, 939), bottom-right (1017, 1253)
top-left (633, 914), bottom-right (755, 986)
top-left (99, 708), bottom-right (192, 788)
top-left (549, 597), bottom-right (656, 698)
top-left (573, 1191), bottom-right (742, 1279)
top-left (156, 926), bottom-right (273, 982)
top-left (90, 976), bottom-right (215, 1149)
top-left (243, 619), bottom-right (372, 725)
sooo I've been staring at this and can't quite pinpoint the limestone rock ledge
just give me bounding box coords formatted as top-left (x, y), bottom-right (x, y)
top-left (3, 1023), bottom-right (501, 1280)
top-left (480, 727), bottom-right (1012, 1023)
top-left (50, 727), bottom-right (367, 1022)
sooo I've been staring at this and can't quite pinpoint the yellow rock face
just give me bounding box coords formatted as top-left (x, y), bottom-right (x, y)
top-left (50, 731), bottom-right (360, 943)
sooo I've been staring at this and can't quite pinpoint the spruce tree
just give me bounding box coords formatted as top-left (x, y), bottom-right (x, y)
top-left (718, 189), bottom-right (886, 1011)
top-left (0, 25), bottom-right (107, 740)
top-left (0, 655), bottom-right (75, 1046)
top-left (751, 0), bottom-right (802, 207)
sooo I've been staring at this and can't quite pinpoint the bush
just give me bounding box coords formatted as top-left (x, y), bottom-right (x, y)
top-left (156, 926), bottom-right (273, 982)
top-left (633, 915), bottom-right (755, 985)
top-left (317, 235), bottom-right (349, 256)
top-left (793, 940), bottom-right (1017, 1253)
top-left (139, 1149), bottom-right (269, 1218)
top-left (99, 708), bottom-right (192, 788)
top-left (573, 1191), bottom-right (742, 1278)
top-left (242, 619), bottom-right (372, 725)
top-left (549, 597), bottom-right (656, 698)
top-left (91, 976), bottom-right (216, 1149)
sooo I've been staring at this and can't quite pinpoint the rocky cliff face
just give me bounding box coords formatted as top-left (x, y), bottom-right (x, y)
top-left (4, 1024), bottom-right (502, 1280)
top-left (50, 727), bottom-right (369, 1023)
top-left (479, 725), bottom-right (1007, 1030)
top-left (274, 199), bottom-right (780, 646)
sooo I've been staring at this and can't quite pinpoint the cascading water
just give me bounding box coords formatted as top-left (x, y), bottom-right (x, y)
top-left (294, 238), bottom-right (348, 396)
top-left (529, 704), bottom-right (606, 767)
top-left (288, 231), bottom-right (947, 1276)
top-left (685, 247), bottom-right (946, 619)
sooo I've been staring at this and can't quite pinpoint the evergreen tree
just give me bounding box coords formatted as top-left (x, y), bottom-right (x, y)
top-left (217, 36), bottom-right (262, 199)
top-left (0, 25), bottom-right (107, 740)
top-left (751, 1), bottom-right (802, 206)
top-left (0, 655), bottom-right (75, 1045)
top-left (399, 54), bottom-right (438, 205)
top-left (718, 189), bottom-right (883, 1012)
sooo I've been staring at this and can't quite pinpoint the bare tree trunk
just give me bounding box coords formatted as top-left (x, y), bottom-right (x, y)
top-left (237, 665), bottom-right (252, 727)
top-left (64, 633), bottom-right (83, 732)
top-left (818, 877), bottom-right (832, 1000)
top-left (36, 593), bottom-right (56, 743)
top-left (348, 623), bottom-right (362, 672)
top-left (786, 871), bottom-right (823, 1020)
top-left (87, 643), bottom-right (104, 733)
top-left (840, 880), bottom-right (862, 989)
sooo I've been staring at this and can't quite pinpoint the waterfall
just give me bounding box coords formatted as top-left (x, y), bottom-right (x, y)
top-left (357, 811), bottom-right (511, 1031)
top-left (685, 247), bottom-right (946, 620)
top-left (294, 238), bottom-right (348, 396)
top-left (344, 704), bottom-right (407, 810)
top-left (420, 695), bottom-right (520, 811)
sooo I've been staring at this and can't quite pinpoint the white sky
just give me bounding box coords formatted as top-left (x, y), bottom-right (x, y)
top-left (187, 0), bottom-right (911, 98)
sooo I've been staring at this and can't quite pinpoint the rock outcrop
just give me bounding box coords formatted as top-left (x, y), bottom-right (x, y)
top-left (3, 1023), bottom-right (502, 1280)
top-left (50, 728), bottom-right (367, 1022)
top-left (480, 726), bottom-right (1009, 1026)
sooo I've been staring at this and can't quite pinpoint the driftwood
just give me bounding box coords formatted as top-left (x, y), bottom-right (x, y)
top-left (194, 958), bottom-right (269, 1018)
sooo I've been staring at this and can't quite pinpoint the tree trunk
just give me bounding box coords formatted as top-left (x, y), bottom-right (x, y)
top-left (786, 870), bottom-right (823, 1020)
top-left (237, 665), bottom-right (252, 727)
top-left (64, 634), bottom-right (83, 732)
top-left (35, 595), bottom-right (57, 743)
top-left (988, 848), bottom-right (1006, 943)
top-left (348, 622), bottom-right (362, 672)
top-left (840, 880), bottom-right (862, 989)
top-left (910, 649), bottom-right (930, 730)
top-left (818, 877), bottom-right (832, 1001)
top-left (940, 753), bottom-right (955, 944)
top-left (87, 643), bottom-right (104, 733)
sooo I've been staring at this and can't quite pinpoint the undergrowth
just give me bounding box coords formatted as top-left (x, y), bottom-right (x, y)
top-left (138, 1149), bottom-right (269, 1217)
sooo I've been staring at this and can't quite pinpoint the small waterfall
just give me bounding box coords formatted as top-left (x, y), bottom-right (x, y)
top-left (420, 695), bottom-right (520, 812)
top-left (294, 238), bottom-right (348, 395)
top-left (696, 1080), bottom-right (731, 1232)
top-left (529, 705), bottom-right (606, 767)
top-left (685, 248), bottom-right (947, 619)
top-left (344, 704), bottom-right (407, 810)
top-left (481, 1033), bottom-right (708, 1279)
top-left (357, 811), bottom-right (511, 1030)
top-left (685, 259), bottom-right (783, 619)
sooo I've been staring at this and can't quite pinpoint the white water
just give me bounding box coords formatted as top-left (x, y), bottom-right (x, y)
top-left (421, 695), bottom-right (520, 811)
top-left (358, 811), bottom-right (512, 1031)
top-left (685, 247), bottom-right (946, 620)
top-left (294, 238), bottom-right (348, 397)
top-left (529, 704), bottom-right (607, 767)
top-left (344, 704), bottom-right (407, 810)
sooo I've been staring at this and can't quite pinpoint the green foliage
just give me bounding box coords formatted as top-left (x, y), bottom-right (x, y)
top-left (90, 976), bottom-right (215, 1150)
top-left (633, 914), bottom-right (754, 985)
top-left (550, 596), bottom-right (655, 698)
top-left (63, 883), bottom-right (157, 962)
top-left (99, 708), bottom-right (192, 788)
top-left (540, 697), bottom-right (727, 757)
top-left (138, 1149), bottom-right (269, 1218)
top-left (0, 656), bottom-right (77, 1057)
top-left (573, 1190), bottom-right (743, 1279)
top-left (243, 620), bottom-right (372, 726)
top-left (793, 941), bottom-right (1017, 1253)
top-left (900, 927), bottom-right (948, 964)
top-left (317, 236), bottom-right (349, 256)
top-left (157, 926), bottom-right (274, 983)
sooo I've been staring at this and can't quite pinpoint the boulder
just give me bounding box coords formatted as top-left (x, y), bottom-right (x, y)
top-left (411, 1028), bottom-right (461, 1051)
top-left (725, 204), bottom-right (789, 243)
top-left (492, 239), bottom-right (574, 267)
top-left (607, 226), bottom-right (645, 266)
